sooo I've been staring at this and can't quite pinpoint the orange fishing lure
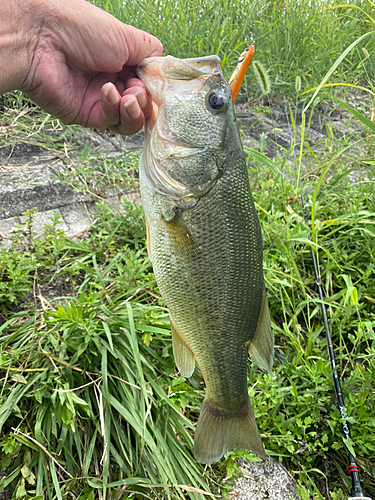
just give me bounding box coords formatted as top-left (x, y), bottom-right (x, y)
top-left (228, 44), bottom-right (255, 102)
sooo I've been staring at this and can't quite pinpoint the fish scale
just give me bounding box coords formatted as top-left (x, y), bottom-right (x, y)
top-left (169, 171), bottom-right (261, 400)
top-left (136, 54), bottom-right (274, 464)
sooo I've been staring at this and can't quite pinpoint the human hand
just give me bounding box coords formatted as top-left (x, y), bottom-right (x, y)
top-left (5, 0), bottom-right (163, 135)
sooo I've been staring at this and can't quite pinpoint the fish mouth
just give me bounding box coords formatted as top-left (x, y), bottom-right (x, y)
top-left (136, 56), bottom-right (225, 202)
top-left (136, 55), bottom-right (221, 85)
top-left (135, 55), bottom-right (223, 116)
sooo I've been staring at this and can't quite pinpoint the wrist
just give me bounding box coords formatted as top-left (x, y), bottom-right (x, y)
top-left (0, 0), bottom-right (42, 94)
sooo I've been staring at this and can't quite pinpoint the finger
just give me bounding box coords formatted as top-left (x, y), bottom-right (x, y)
top-left (122, 67), bottom-right (153, 117)
top-left (115, 94), bottom-right (145, 135)
top-left (122, 84), bottom-right (145, 97)
top-left (131, 88), bottom-right (153, 121)
top-left (114, 77), bottom-right (126, 96)
top-left (99, 82), bottom-right (122, 127)
top-left (124, 87), bottom-right (153, 123)
top-left (118, 66), bottom-right (146, 88)
top-left (125, 77), bottom-right (146, 90)
top-left (124, 27), bottom-right (163, 65)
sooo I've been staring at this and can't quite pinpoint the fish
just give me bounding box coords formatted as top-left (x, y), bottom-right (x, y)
top-left (135, 55), bottom-right (274, 464)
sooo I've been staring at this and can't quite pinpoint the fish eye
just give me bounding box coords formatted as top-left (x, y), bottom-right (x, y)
top-left (207, 91), bottom-right (226, 112)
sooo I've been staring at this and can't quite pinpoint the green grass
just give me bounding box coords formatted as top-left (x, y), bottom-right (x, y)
top-left (92, 0), bottom-right (375, 98)
top-left (249, 141), bottom-right (375, 497)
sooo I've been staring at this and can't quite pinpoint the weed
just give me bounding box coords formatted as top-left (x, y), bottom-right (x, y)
top-left (90, 0), bottom-right (375, 98)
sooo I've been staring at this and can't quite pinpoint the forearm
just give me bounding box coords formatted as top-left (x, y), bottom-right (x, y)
top-left (0, 0), bottom-right (41, 94)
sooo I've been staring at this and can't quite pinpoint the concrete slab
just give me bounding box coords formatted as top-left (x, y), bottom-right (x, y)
top-left (0, 216), bottom-right (20, 245)
top-left (0, 161), bottom-right (88, 219)
top-left (60, 202), bottom-right (95, 238)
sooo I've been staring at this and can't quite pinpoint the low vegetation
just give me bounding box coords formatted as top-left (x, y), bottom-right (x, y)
top-left (0, 1), bottom-right (374, 499)
top-left (92, 0), bottom-right (375, 98)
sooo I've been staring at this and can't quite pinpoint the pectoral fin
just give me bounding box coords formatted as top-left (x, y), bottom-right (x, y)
top-left (162, 206), bottom-right (199, 258)
top-left (248, 290), bottom-right (274, 375)
top-left (170, 316), bottom-right (195, 378)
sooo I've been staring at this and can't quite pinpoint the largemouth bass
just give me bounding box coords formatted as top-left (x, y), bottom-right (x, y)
top-left (135, 55), bottom-right (273, 464)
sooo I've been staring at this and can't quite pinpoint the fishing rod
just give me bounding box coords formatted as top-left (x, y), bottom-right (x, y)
top-left (299, 189), bottom-right (371, 500)
top-left (228, 42), bottom-right (371, 499)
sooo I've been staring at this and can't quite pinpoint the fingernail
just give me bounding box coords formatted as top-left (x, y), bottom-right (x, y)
top-left (134, 89), bottom-right (147, 109)
top-left (104, 83), bottom-right (118, 106)
top-left (124, 97), bottom-right (141, 119)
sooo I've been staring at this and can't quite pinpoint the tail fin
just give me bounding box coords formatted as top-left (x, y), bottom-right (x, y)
top-left (194, 398), bottom-right (266, 464)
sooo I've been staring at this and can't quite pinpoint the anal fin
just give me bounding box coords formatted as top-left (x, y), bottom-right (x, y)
top-left (248, 289), bottom-right (274, 375)
top-left (170, 316), bottom-right (195, 378)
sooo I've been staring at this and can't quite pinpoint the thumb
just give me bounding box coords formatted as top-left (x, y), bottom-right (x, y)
top-left (121, 25), bottom-right (163, 66)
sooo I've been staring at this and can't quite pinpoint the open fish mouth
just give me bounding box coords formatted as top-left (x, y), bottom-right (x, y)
top-left (136, 55), bottom-right (222, 86)
top-left (135, 54), bottom-right (225, 135)
top-left (135, 54), bottom-right (223, 139)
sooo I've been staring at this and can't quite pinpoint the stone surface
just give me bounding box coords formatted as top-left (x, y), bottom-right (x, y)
top-left (0, 216), bottom-right (19, 245)
top-left (59, 202), bottom-right (96, 237)
top-left (0, 160), bottom-right (88, 220)
top-left (71, 125), bottom-right (144, 152)
top-left (19, 207), bottom-right (70, 237)
top-left (0, 124), bottom-right (146, 243)
top-left (236, 101), bottom-right (364, 160)
top-left (230, 458), bottom-right (300, 500)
